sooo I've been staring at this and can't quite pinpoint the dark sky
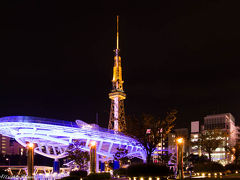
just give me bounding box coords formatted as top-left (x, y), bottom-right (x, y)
top-left (0, 1), bottom-right (240, 129)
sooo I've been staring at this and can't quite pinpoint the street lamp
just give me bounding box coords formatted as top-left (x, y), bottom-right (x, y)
top-left (6, 158), bottom-right (10, 169)
top-left (176, 137), bottom-right (184, 179)
top-left (27, 142), bottom-right (34, 180)
top-left (89, 141), bottom-right (97, 173)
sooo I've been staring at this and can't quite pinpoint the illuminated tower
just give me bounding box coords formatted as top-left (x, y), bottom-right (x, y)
top-left (108, 16), bottom-right (126, 132)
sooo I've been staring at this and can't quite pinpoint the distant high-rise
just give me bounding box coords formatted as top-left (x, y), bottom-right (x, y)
top-left (204, 113), bottom-right (237, 164)
top-left (190, 113), bottom-right (238, 165)
top-left (0, 134), bottom-right (25, 155)
top-left (108, 16), bottom-right (126, 132)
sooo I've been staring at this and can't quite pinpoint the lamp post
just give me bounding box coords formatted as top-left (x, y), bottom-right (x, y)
top-left (6, 158), bottom-right (10, 169)
top-left (176, 137), bottom-right (184, 179)
top-left (27, 142), bottom-right (34, 180)
top-left (89, 141), bottom-right (97, 173)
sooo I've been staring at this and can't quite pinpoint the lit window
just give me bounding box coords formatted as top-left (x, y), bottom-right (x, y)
top-left (20, 148), bottom-right (24, 156)
top-left (194, 134), bottom-right (198, 138)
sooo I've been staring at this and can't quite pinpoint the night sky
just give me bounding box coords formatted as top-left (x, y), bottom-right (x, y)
top-left (0, 1), bottom-right (240, 129)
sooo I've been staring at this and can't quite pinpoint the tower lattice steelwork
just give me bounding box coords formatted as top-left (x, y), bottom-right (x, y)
top-left (108, 16), bottom-right (126, 132)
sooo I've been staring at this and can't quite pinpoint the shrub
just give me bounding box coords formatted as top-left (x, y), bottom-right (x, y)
top-left (61, 170), bottom-right (88, 180)
top-left (225, 163), bottom-right (240, 173)
top-left (127, 163), bottom-right (172, 177)
top-left (113, 168), bottom-right (127, 177)
top-left (84, 172), bottom-right (111, 180)
top-left (70, 170), bottom-right (88, 177)
top-left (194, 162), bottom-right (224, 172)
top-left (0, 168), bottom-right (9, 176)
top-left (61, 176), bottom-right (80, 180)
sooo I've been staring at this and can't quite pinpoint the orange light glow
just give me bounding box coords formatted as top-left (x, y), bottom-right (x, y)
top-left (176, 137), bottom-right (184, 144)
top-left (27, 142), bottom-right (34, 148)
top-left (90, 141), bottom-right (96, 147)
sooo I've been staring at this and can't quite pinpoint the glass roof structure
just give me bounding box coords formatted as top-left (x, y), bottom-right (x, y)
top-left (0, 116), bottom-right (145, 161)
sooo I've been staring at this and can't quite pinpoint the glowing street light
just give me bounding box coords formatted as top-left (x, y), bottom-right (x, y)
top-left (176, 137), bottom-right (184, 179)
top-left (89, 141), bottom-right (97, 173)
top-left (28, 142), bottom-right (34, 148)
top-left (177, 137), bottom-right (184, 144)
top-left (27, 142), bottom-right (34, 180)
top-left (90, 141), bottom-right (96, 147)
top-left (6, 158), bottom-right (10, 169)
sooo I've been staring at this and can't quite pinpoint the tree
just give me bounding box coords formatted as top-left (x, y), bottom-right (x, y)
top-left (126, 110), bottom-right (177, 164)
top-left (113, 148), bottom-right (129, 165)
top-left (187, 154), bottom-right (208, 164)
top-left (170, 152), bottom-right (190, 167)
top-left (158, 152), bottom-right (173, 165)
top-left (67, 140), bottom-right (90, 170)
top-left (226, 143), bottom-right (240, 165)
top-left (192, 129), bottom-right (225, 161)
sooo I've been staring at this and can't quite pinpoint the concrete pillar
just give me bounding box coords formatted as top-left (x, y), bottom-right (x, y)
top-left (89, 141), bottom-right (97, 173)
top-left (113, 160), bottom-right (119, 170)
top-left (100, 162), bottom-right (105, 172)
top-left (53, 159), bottom-right (60, 173)
top-left (27, 143), bottom-right (34, 180)
top-left (96, 154), bottom-right (99, 172)
top-left (177, 138), bottom-right (184, 179)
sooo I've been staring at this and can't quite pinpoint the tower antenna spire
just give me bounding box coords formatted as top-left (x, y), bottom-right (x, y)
top-left (108, 15), bottom-right (126, 132)
top-left (116, 15), bottom-right (119, 50)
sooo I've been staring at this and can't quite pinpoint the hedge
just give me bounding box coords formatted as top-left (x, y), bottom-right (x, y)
top-left (127, 164), bottom-right (172, 177)
top-left (193, 162), bottom-right (224, 172)
top-left (70, 170), bottom-right (88, 177)
top-left (225, 164), bottom-right (240, 173)
top-left (84, 172), bottom-right (111, 180)
top-left (113, 168), bottom-right (127, 177)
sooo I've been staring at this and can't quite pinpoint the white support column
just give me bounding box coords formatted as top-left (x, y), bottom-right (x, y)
top-left (108, 143), bottom-right (113, 155)
top-left (63, 147), bottom-right (67, 153)
top-left (52, 146), bottom-right (57, 155)
top-left (96, 154), bottom-right (99, 172)
top-left (129, 146), bottom-right (132, 153)
top-left (86, 139), bottom-right (90, 148)
top-left (59, 147), bottom-right (63, 154)
top-left (98, 141), bottom-right (103, 152)
top-left (37, 144), bottom-right (42, 152)
top-left (46, 146), bottom-right (50, 154)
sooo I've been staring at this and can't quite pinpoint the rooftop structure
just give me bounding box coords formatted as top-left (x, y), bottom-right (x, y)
top-left (0, 116), bottom-right (145, 161)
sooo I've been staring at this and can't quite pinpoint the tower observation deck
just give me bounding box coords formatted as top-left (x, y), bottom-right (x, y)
top-left (108, 16), bottom-right (127, 132)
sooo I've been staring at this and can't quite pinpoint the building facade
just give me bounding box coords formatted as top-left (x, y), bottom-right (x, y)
top-left (190, 121), bottom-right (200, 156)
top-left (190, 113), bottom-right (238, 165)
top-left (0, 134), bottom-right (25, 156)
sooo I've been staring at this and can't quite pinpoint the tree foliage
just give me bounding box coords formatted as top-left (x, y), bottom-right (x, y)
top-left (126, 110), bottom-right (177, 164)
top-left (67, 140), bottom-right (90, 170)
top-left (226, 143), bottom-right (240, 165)
top-left (194, 161), bottom-right (224, 172)
top-left (186, 154), bottom-right (209, 164)
top-left (113, 148), bottom-right (128, 165)
top-left (225, 163), bottom-right (240, 173)
top-left (127, 163), bottom-right (172, 177)
top-left (158, 152), bottom-right (173, 165)
top-left (192, 129), bottom-right (225, 161)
